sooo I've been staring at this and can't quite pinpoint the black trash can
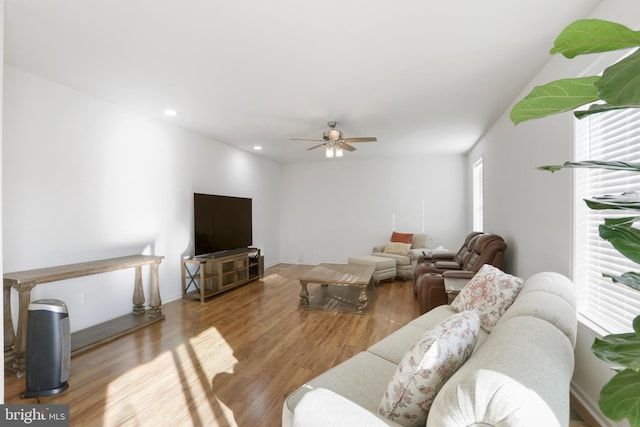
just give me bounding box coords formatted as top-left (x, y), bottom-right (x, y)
top-left (24, 299), bottom-right (70, 398)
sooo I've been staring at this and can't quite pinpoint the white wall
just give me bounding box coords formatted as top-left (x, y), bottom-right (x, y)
top-left (1, 0), bottom-right (5, 403)
top-left (3, 66), bottom-right (281, 332)
top-left (279, 155), bottom-right (467, 265)
top-left (468, 1), bottom-right (640, 425)
top-left (468, 112), bottom-right (573, 277)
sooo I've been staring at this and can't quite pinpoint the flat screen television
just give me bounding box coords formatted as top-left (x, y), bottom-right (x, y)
top-left (194, 193), bottom-right (253, 256)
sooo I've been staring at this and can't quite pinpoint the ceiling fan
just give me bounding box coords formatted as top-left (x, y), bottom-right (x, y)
top-left (291, 121), bottom-right (377, 157)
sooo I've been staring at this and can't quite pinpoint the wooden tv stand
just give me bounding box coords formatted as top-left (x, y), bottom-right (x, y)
top-left (182, 248), bottom-right (262, 303)
top-left (3, 255), bottom-right (164, 377)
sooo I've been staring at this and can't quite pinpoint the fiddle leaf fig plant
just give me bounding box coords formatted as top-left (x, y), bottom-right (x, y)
top-left (511, 19), bottom-right (640, 124)
top-left (510, 18), bottom-right (640, 427)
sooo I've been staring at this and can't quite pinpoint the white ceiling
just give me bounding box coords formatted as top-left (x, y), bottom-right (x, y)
top-left (4, 0), bottom-right (601, 163)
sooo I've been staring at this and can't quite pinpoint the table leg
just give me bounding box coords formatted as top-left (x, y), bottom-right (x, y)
top-left (3, 282), bottom-right (15, 363)
top-left (132, 266), bottom-right (146, 315)
top-left (299, 280), bottom-right (309, 306)
top-left (13, 282), bottom-right (35, 376)
top-left (147, 260), bottom-right (163, 319)
top-left (358, 286), bottom-right (368, 309)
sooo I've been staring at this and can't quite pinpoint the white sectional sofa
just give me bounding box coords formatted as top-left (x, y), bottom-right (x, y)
top-left (282, 271), bottom-right (577, 427)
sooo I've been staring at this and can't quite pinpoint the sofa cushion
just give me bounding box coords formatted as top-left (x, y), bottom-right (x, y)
top-left (384, 242), bottom-right (412, 256)
top-left (451, 264), bottom-right (523, 331)
top-left (367, 325), bottom-right (429, 364)
top-left (378, 310), bottom-right (480, 427)
top-left (408, 305), bottom-right (458, 329)
top-left (374, 253), bottom-right (411, 266)
top-left (293, 388), bottom-right (394, 427)
top-left (391, 231), bottom-right (414, 244)
top-left (285, 351), bottom-right (399, 425)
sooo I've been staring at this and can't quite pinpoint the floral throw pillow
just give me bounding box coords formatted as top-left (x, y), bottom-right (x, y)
top-left (451, 264), bottom-right (524, 331)
top-left (378, 310), bottom-right (480, 427)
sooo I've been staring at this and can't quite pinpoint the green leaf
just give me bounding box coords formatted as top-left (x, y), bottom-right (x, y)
top-left (537, 161), bottom-right (640, 173)
top-left (510, 77), bottom-right (600, 124)
top-left (599, 220), bottom-right (640, 264)
top-left (593, 313), bottom-right (640, 360)
top-left (551, 19), bottom-right (640, 59)
top-left (597, 49), bottom-right (640, 107)
top-left (603, 217), bottom-right (640, 227)
top-left (586, 192), bottom-right (640, 210)
top-left (575, 102), bottom-right (640, 119)
top-left (592, 325), bottom-right (640, 369)
top-left (599, 368), bottom-right (640, 426)
top-left (604, 271), bottom-right (640, 292)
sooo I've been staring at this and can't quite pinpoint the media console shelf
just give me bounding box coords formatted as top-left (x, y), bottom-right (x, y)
top-left (3, 255), bottom-right (164, 377)
top-left (182, 248), bottom-right (262, 303)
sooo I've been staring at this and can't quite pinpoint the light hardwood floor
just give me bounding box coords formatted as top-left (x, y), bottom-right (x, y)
top-left (5, 263), bottom-right (421, 426)
top-left (4, 263), bottom-right (595, 426)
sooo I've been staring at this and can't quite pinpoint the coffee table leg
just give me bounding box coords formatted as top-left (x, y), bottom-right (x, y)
top-left (358, 286), bottom-right (368, 309)
top-left (299, 280), bottom-right (309, 306)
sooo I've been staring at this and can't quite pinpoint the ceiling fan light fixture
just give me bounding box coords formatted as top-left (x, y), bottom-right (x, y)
top-left (291, 121), bottom-right (376, 158)
top-left (324, 129), bottom-right (342, 141)
top-left (325, 145), bottom-right (334, 158)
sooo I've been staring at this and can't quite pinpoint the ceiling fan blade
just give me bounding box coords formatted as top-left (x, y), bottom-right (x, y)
top-left (306, 143), bottom-right (326, 151)
top-left (338, 142), bottom-right (356, 152)
top-left (342, 137), bottom-right (377, 143)
top-left (291, 138), bottom-right (325, 142)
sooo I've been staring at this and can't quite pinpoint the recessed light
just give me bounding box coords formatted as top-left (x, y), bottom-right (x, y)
top-left (253, 146), bottom-right (262, 151)
top-left (164, 109), bottom-right (177, 117)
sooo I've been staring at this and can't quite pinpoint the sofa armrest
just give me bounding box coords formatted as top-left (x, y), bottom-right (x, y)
top-left (433, 260), bottom-right (462, 270)
top-left (292, 388), bottom-right (391, 427)
top-left (408, 248), bottom-right (428, 261)
top-left (431, 252), bottom-right (455, 260)
top-left (427, 316), bottom-right (574, 426)
top-left (372, 245), bottom-right (386, 254)
top-left (442, 270), bottom-right (476, 280)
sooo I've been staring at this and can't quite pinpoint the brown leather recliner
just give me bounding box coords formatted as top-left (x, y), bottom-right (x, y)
top-left (413, 231), bottom-right (483, 292)
top-left (414, 233), bottom-right (507, 314)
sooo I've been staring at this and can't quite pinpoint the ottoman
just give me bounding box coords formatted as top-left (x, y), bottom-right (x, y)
top-left (347, 255), bottom-right (396, 284)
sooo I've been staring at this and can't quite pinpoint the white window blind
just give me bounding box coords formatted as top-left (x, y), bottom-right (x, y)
top-left (574, 108), bottom-right (640, 334)
top-left (473, 157), bottom-right (484, 232)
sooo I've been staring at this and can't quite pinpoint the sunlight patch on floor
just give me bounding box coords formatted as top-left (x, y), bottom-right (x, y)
top-left (261, 272), bottom-right (289, 285)
top-left (103, 327), bottom-right (238, 427)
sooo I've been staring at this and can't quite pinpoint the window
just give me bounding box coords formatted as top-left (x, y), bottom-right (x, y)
top-left (574, 108), bottom-right (640, 334)
top-left (472, 157), bottom-right (484, 232)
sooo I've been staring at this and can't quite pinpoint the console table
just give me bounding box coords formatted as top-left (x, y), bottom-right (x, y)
top-left (3, 254), bottom-right (164, 376)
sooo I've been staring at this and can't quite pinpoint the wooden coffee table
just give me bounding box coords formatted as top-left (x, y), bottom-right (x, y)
top-left (298, 263), bottom-right (376, 313)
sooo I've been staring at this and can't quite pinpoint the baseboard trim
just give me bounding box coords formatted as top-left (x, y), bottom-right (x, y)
top-left (571, 383), bottom-right (612, 427)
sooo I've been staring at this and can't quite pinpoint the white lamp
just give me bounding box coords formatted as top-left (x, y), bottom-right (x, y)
top-left (335, 146), bottom-right (344, 157)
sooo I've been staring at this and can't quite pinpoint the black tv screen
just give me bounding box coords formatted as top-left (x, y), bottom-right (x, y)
top-left (194, 193), bottom-right (253, 256)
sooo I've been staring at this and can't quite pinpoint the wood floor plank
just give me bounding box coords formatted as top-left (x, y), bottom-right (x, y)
top-left (4, 263), bottom-right (420, 426)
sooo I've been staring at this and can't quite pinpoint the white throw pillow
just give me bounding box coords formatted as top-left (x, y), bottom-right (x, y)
top-left (384, 242), bottom-right (412, 256)
top-left (378, 310), bottom-right (480, 427)
top-left (451, 264), bottom-right (523, 331)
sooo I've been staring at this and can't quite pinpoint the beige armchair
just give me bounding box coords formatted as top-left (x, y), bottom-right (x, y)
top-left (372, 233), bottom-right (431, 280)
